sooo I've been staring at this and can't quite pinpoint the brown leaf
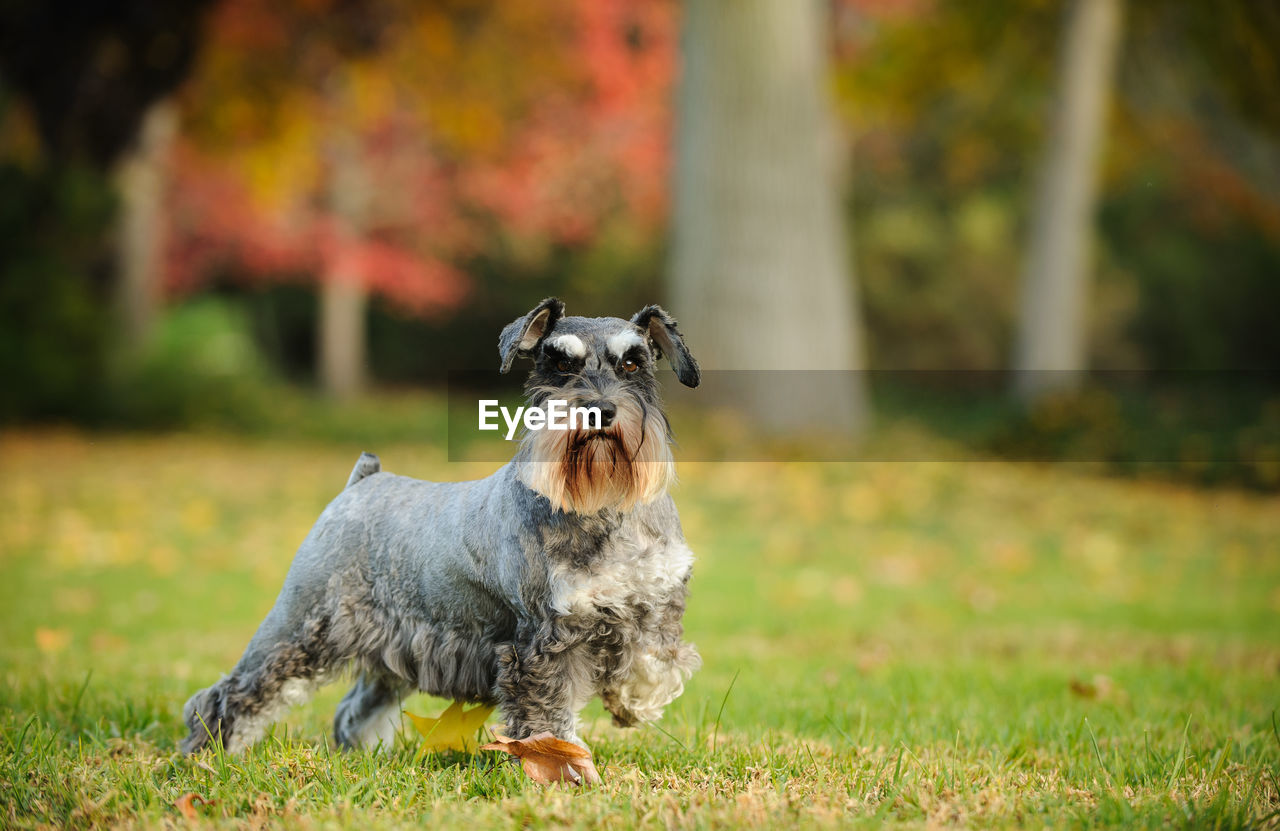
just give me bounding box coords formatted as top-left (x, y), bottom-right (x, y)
top-left (174, 792), bottom-right (212, 819)
top-left (1069, 678), bottom-right (1097, 698)
top-left (1069, 674), bottom-right (1114, 700)
top-left (480, 732), bottom-right (602, 786)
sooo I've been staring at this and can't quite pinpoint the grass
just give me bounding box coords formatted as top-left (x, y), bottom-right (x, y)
top-left (1, 407), bottom-right (1278, 828)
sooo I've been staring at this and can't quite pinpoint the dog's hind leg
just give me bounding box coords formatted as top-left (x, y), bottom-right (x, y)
top-left (181, 617), bottom-right (335, 754)
top-left (181, 453), bottom-right (387, 756)
top-left (334, 674), bottom-right (407, 751)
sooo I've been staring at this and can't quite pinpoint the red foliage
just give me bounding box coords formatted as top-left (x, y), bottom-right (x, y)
top-left (166, 0), bottom-right (678, 316)
top-left (167, 143), bottom-right (467, 314)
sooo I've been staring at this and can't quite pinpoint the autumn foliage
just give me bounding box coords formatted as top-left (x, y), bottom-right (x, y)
top-left (167, 0), bottom-right (677, 316)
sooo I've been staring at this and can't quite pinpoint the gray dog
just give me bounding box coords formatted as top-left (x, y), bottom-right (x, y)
top-left (181, 298), bottom-right (702, 755)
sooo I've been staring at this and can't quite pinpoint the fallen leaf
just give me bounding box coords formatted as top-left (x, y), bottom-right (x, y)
top-left (34, 627), bottom-right (71, 653)
top-left (480, 732), bottom-right (602, 786)
top-left (404, 700), bottom-right (494, 752)
top-left (1068, 678), bottom-right (1096, 698)
top-left (174, 792), bottom-right (212, 819)
top-left (1069, 674), bottom-right (1114, 700)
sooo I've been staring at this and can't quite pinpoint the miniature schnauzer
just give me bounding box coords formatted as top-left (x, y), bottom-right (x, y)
top-left (181, 298), bottom-right (702, 754)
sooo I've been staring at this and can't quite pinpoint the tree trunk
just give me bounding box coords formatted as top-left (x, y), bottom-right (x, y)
top-left (114, 99), bottom-right (178, 351)
top-left (318, 84), bottom-right (369, 401)
top-left (669, 0), bottom-right (868, 435)
top-left (318, 263), bottom-right (368, 400)
top-left (1013, 0), bottom-right (1124, 403)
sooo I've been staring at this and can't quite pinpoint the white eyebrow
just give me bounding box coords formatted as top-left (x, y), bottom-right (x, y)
top-left (606, 330), bottom-right (644, 359)
top-left (548, 334), bottom-right (586, 359)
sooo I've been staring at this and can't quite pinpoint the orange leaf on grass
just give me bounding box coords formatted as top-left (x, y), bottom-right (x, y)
top-left (480, 732), bottom-right (602, 786)
top-left (174, 792), bottom-right (212, 819)
top-left (404, 700), bottom-right (494, 752)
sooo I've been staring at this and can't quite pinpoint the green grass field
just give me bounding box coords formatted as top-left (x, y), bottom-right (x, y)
top-left (1, 424), bottom-right (1278, 828)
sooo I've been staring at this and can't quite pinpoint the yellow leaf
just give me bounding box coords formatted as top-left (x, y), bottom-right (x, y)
top-left (404, 701), bottom-right (494, 752)
top-left (35, 627), bottom-right (71, 654)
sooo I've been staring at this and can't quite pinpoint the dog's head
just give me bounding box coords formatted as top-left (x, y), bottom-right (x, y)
top-left (498, 297), bottom-right (699, 514)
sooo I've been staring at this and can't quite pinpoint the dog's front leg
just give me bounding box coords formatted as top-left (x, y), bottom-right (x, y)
top-left (602, 641), bottom-right (701, 727)
top-left (602, 593), bottom-right (701, 728)
top-left (494, 632), bottom-right (595, 746)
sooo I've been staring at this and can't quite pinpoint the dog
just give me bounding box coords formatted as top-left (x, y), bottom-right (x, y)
top-left (180, 298), bottom-right (702, 755)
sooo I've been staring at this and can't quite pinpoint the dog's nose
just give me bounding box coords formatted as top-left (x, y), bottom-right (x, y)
top-left (584, 400), bottom-right (616, 428)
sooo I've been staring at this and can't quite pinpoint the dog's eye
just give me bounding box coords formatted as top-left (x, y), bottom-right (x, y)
top-left (556, 359), bottom-right (573, 372)
top-left (622, 359), bottom-right (639, 374)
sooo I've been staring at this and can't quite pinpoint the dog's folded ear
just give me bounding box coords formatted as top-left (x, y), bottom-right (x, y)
top-left (631, 305), bottom-right (700, 388)
top-left (499, 298), bottom-right (565, 373)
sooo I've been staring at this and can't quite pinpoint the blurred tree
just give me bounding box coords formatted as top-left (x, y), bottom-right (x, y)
top-left (1107, 0), bottom-right (1280, 372)
top-left (0, 159), bottom-right (116, 422)
top-left (1177, 1), bottom-right (1280, 140)
top-left (318, 74), bottom-right (371, 398)
top-left (670, 0), bottom-right (868, 434)
top-left (0, 0), bottom-right (211, 167)
top-left (836, 0), bottom-right (1280, 377)
top-left (0, 0), bottom-right (212, 421)
top-left (172, 0), bottom-right (417, 399)
top-left (115, 100), bottom-right (179, 349)
top-left (833, 0), bottom-right (1061, 372)
top-left (171, 0), bottom-right (674, 393)
top-left (1013, 0), bottom-right (1125, 402)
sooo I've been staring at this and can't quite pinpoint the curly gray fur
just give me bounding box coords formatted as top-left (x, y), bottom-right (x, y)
top-left (180, 303), bottom-right (701, 755)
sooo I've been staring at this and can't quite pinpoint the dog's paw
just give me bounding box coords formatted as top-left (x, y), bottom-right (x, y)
top-left (179, 686), bottom-right (225, 755)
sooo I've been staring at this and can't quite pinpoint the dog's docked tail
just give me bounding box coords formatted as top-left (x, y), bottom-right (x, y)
top-left (346, 452), bottom-right (382, 488)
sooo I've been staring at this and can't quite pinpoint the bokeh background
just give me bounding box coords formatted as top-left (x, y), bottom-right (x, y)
top-left (2, 1), bottom-right (1279, 827)
top-left (1, 0), bottom-right (1278, 478)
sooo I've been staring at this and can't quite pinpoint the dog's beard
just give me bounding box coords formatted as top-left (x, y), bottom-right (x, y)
top-left (517, 396), bottom-right (675, 514)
